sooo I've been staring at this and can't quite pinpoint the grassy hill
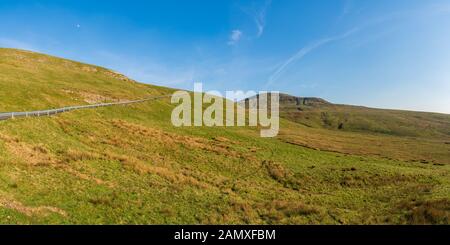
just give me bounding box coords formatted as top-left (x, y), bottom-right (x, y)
top-left (0, 48), bottom-right (449, 224)
top-left (246, 93), bottom-right (450, 165)
top-left (277, 93), bottom-right (450, 138)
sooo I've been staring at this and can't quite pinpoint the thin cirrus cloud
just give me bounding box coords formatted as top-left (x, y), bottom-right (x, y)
top-left (265, 28), bottom-right (359, 88)
top-left (254, 0), bottom-right (271, 37)
top-left (227, 29), bottom-right (243, 45)
top-left (265, 3), bottom-right (450, 89)
top-left (243, 0), bottom-right (272, 38)
top-left (227, 0), bottom-right (271, 46)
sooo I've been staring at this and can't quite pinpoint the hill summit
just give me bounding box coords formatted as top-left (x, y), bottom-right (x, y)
top-left (244, 93), bottom-right (330, 107)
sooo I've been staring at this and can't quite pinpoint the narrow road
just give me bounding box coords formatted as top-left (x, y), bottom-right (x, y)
top-left (0, 94), bottom-right (171, 121)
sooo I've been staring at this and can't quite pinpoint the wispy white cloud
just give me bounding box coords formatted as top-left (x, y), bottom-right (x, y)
top-left (241, 0), bottom-right (272, 38)
top-left (265, 2), bottom-right (450, 89)
top-left (265, 28), bottom-right (359, 88)
top-left (254, 0), bottom-right (271, 37)
top-left (227, 29), bottom-right (243, 45)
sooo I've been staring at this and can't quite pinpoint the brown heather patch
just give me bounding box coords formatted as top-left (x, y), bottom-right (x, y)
top-left (62, 166), bottom-right (114, 188)
top-left (338, 172), bottom-right (418, 188)
top-left (102, 150), bottom-right (210, 189)
top-left (101, 134), bottom-right (135, 149)
top-left (111, 119), bottom-right (206, 147)
top-left (61, 148), bottom-right (102, 162)
top-left (212, 136), bottom-right (230, 142)
top-left (180, 168), bottom-right (229, 188)
top-left (257, 199), bottom-right (322, 223)
top-left (109, 119), bottom-right (254, 160)
top-left (200, 198), bottom-right (257, 224)
top-left (55, 148), bottom-right (116, 187)
top-left (263, 160), bottom-right (303, 190)
top-left (146, 165), bottom-right (210, 190)
top-left (0, 135), bottom-right (113, 187)
top-left (55, 118), bottom-right (73, 134)
top-left (0, 191), bottom-right (66, 217)
top-left (0, 133), bottom-right (54, 166)
top-left (395, 198), bottom-right (450, 224)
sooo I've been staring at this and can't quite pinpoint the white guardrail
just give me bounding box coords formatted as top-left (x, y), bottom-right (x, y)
top-left (0, 95), bottom-right (170, 121)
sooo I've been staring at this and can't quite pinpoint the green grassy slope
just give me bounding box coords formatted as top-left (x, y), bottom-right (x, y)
top-left (0, 48), bottom-right (174, 112)
top-left (0, 48), bottom-right (449, 224)
top-left (270, 93), bottom-right (450, 165)
top-left (276, 93), bottom-right (450, 138)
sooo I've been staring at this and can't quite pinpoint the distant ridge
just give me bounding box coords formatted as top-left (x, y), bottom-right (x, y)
top-left (277, 93), bottom-right (330, 106)
top-left (244, 93), bottom-right (330, 107)
top-left (243, 92), bottom-right (450, 139)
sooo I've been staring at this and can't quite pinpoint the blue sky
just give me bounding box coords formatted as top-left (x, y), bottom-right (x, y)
top-left (1, 0), bottom-right (450, 113)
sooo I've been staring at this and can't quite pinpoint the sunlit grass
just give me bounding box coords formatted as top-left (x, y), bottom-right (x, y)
top-left (0, 48), bottom-right (448, 224)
